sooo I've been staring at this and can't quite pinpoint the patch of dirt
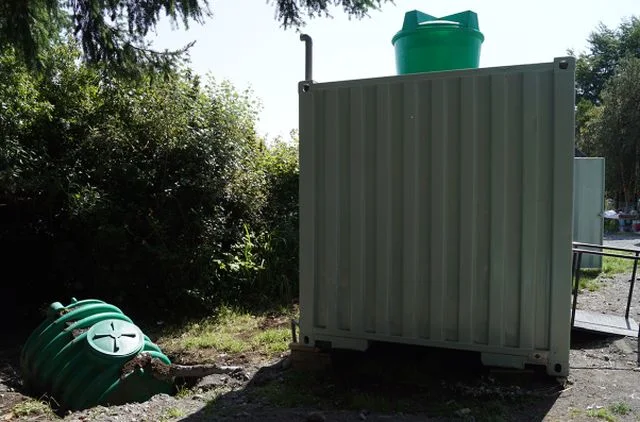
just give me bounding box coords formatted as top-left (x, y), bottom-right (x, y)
top-left (0, 349), bottom-right (28, 420)
top-left (168, 347), bottom-right (281, 372)
top-left (258, 315), bottom-right (291, 331)
top-left (576, 272), bottom-right (640, 317)
top-left (546, 335), bottom-right (640, 421)
top-left (543, 270), bottom-right (640, 421)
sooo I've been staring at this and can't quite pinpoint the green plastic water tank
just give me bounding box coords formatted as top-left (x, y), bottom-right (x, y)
top-left (391, 10), bottom-right (484, 74)
top-left (20, 298), bottom-right (173, 411)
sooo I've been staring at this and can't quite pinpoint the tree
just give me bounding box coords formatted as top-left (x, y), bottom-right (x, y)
top-left (0, 0), bottom-right (392, 74)
top-left (571, 16), bottom-right (640, 204)
top-left (573, 16), bottom-right (640, 105)
top-left (588, 58), bottom-right (640, 206)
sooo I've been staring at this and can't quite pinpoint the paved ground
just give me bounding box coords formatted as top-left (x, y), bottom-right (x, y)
top-left (603, 232), bottom-right (640, 250)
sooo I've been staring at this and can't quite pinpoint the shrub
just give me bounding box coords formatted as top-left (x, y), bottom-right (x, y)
top-left (0, 40), bottom-right (299, 330)
top-left (215, 133), bottom-right (300, 307)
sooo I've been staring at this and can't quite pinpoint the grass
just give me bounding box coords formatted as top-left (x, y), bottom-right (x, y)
top-left (174, 384), bottom-right (192, 399)
top-left (153, 305), bottom-right (540, 421)
top-left (583, 403), bottom-right (633, 422)
top-left (11, 398), bottom-right (57, 419)
top-left (157, 305), bottom-right (297, 359)
top-left (569, 408), bottom-right (584, 418)
top-left (578, 255), bottom-right (636, 291)
top-left (602, 256), bottom-right (636, 275)
top-left (610, 401), bottom-right (632, 416)
top-left (252, 328), bottom-right (291, 355)
top-left (586, 408), bottom-right (617, 421)
top-left (160, 407), bottom-right (186, 421)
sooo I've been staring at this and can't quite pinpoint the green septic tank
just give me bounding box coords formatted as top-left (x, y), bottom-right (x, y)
top-left (20, 298), bottom-right (173, 411)
top-left (391, 10), bottom-right (484, 74)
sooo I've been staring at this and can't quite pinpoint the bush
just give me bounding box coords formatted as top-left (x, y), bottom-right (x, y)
top-left (215, 133), bottom-right (299, 307)
top-left (0, 40), bottom-right (299, 330)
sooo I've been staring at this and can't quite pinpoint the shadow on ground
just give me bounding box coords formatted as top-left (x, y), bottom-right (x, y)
top-left (0, 348), bottom-right (29, 418)
top-left (5, 331), bottom-right (624, 420)
top-left (181, 342), bottom-right (564, 422)
top-left (570, 329), bottom-right (626, 350)
top-left (0, 348), bottom-right (21, 386)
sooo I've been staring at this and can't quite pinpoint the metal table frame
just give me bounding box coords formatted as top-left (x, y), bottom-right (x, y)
top-left (572, 241), bottom-right (640, 364)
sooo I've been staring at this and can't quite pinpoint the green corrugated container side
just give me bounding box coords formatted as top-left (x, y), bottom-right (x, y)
top-left (392, 10), bottom-right (484, 74)
top-left (20, 298), bottom-right (173, 411)
top-left (297, 57), bottom-right (576, 377)
top-left (573, 158), bottom-right (605, 269)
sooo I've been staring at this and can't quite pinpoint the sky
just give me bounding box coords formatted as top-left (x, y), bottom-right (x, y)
top-left (149, 0), bottom-right (639, 141)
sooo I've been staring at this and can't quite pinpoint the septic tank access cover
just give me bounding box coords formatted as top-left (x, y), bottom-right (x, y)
top-left (87, 319), bottom-right (144, 357)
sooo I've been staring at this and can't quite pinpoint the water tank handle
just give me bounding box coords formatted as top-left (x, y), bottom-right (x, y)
top-left (401, 10), bottom-right (480, 32)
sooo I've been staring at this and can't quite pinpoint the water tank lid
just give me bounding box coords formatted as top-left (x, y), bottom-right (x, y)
top-left (87, 319), bottom-right (144, 357)
top-left (392, 10), bottom-right (484, 45)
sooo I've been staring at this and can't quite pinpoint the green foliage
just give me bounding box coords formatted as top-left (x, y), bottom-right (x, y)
top-left (0, 0), bottom-right (67, 69)
top-left (573, 16), bottom-right (640, 105)
top-left (609, 401), bottom-right (631, 416)
top-left (0, 39), bottom-right (299, 324)
top-left (573, 16), bottom-right (640, 204)
top-left (274, 0), bottom-right (392, 29)
top-left (577, 57), bottom-right (640, 204)
top-left (0, 0), bottom-right (209, 76)
top-left (1, 0), bottom-right (393, 75)
top-left (575, 99), bottom-right (603, 156)
top-left (595, 57), bottom-right (640, 204)
top-left (213, 132), bottom-right (300, 306)
top-left (254, 133), bottom-right (300, 301)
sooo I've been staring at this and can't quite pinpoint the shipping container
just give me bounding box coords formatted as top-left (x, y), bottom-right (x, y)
top-left (298, 57), bottom-right (576, 376)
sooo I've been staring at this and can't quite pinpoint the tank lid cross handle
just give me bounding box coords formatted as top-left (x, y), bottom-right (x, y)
top-left (91, 321), bottom-right (138, 353)
top-left (401, 10), bottom-right (480, 31)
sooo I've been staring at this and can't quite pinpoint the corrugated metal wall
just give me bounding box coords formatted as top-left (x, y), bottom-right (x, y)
top-left (298, 58), bottom-right (575, 376)
top-left (573, 158), bottom-right (605, 269)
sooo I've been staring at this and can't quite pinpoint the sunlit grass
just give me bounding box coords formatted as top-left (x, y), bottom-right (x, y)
top-left (578, 255), bottom-right (636, 291)
top-left (11, 398), bottom-right (57, 419)
top-left (157, 306), bottom-right (298, 359)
